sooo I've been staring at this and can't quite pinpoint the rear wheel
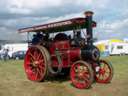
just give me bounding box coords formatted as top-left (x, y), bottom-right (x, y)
top-left (70, 61), bottom-right (94, 89)
top-left (24, 46), bottom-right (49, 82)
top-left (95, 60), bottom-right (113, 83)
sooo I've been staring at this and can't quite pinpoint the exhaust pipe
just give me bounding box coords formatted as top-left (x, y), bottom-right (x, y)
top-left (84, 11), bottom-right (94, 46)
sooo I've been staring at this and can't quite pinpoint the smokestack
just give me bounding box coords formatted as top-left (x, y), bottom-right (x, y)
top-left (84, 11), bottom-right (94, 46)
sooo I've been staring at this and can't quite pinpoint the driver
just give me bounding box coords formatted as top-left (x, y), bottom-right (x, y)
top-left (54, 33), bottom-right (69, 41)
top-left (72, 30), bottom-right (85, 47)
top-left (32, 32), bottom-right (43, 45)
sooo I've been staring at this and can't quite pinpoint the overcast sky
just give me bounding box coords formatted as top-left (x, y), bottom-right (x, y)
top-left (0, 0), bottom-right (128, 41)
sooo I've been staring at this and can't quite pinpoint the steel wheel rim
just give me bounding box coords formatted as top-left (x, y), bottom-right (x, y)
top-left (70, 63), bottom-right (92, 89)
top-left (24, 46), bottom-right (46, 81)
top-left (96, 60), bottom-right (113, 83)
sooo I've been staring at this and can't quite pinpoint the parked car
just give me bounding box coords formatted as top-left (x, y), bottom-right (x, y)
top-left (12, 51), bottom-right (26, 60)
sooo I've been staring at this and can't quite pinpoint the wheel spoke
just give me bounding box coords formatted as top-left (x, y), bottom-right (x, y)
top-left (99, 73), bottom-right (103, 80)
top-left (103, 73), bottom-right (109, 79)
top-left (37, 53), bottom-right (43, 60)
top-left (38, 60), bottom-right (44, 64)
top-left (104, 65), bottom-right (110, 72)
top-left (38, 63), bottom-right (45, 69)
top-left (83, 72), bottom-right (90, 79)
top-left (28, 52), bottom-right (36, 61)
top-left (35, 68), bottom-right (42, 80)
top-left (34, 50), bottom-right (40, 60)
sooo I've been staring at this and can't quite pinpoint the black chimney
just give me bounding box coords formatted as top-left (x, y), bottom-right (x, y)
top-left (84, 11), bottom-right (94, 46)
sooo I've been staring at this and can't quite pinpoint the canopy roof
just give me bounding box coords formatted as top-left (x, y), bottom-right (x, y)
top-left (18, 17), bottom-right (96, 33)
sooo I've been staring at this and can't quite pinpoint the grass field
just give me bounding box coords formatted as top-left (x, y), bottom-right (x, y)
top-left (0, 56), bottom-right (128, 96)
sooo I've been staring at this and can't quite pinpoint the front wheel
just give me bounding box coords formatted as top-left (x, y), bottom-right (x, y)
top-left (95, 60), bottom-right (114, 83)
top-left (70, 61), bottom-right (94, 89)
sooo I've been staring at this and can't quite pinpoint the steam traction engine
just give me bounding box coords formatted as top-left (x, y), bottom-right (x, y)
top-left (18, 11), bottom-right (113, 89)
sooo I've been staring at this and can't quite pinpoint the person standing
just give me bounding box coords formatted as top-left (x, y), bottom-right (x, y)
top-left (3, 48), bottom-right (9, 61)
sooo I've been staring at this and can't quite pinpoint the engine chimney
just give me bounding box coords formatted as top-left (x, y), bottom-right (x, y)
top-left (84, 11), bottom-right (94, 46)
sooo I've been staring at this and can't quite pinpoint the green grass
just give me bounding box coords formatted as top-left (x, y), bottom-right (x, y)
top-left (0, 56), bottom-right (128, 96)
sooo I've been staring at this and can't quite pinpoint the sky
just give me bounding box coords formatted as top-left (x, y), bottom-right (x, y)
top-left (0, 0), bottom-right (128, 41)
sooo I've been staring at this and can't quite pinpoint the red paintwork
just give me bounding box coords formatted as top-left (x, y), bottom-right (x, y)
top-left (95, 60), bottom-right (113, 83)
top-left (24, 47), bottom-right (47, 81)
top-left (21, 11), bottom-right (113, 89)
top-left (50, 40), bottom-right (81, 68)
top-left (70, 62), bottom-right (91, 89)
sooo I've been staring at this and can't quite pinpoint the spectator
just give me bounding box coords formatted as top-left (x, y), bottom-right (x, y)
top-left (3, 48), bottom-right (9, 61)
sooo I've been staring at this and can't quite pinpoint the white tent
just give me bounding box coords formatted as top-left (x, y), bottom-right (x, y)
top-left (94, 39), bottom-right (128, 56)
top-left (109, 42), bottom-right (128, 55)
top-left (0, 43), bottom-right (28, 58)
